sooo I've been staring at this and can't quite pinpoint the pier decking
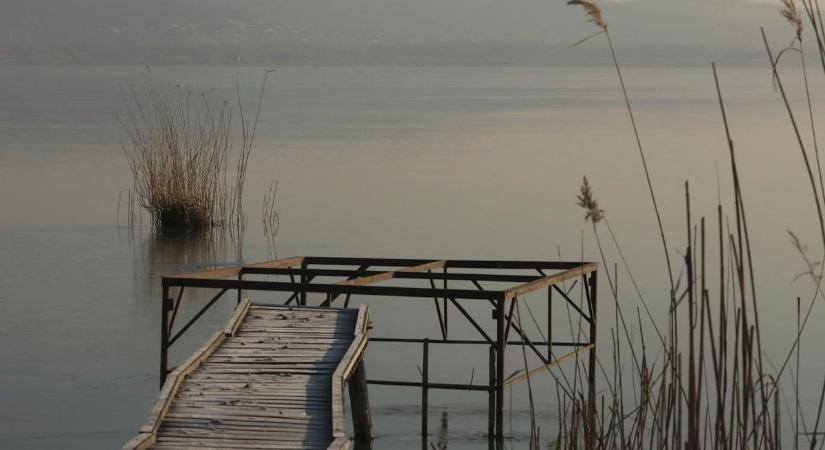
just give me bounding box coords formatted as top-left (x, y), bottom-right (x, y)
top-left (125, 301), bottom-right (370, 450)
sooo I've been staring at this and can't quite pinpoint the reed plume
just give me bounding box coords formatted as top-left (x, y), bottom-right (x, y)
top-left (576, 176), bottom-right (604, 224)
top-left (567, 0), bottom-right (675, 293)
top-left (782, 0), bottom-right (804, 40)
top-left (567, 0), bottom-right (606, 30)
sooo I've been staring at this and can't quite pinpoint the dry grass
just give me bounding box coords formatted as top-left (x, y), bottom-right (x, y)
top-left (567, 0), bottom-right (676, 296)
top-left (118, 71), bottom-right (271, 231)
top-left (548, 3), bottom-right (825, 450)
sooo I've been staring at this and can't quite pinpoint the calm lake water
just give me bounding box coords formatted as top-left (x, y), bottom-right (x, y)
top-left (2, 64), bottom-right (825, 449)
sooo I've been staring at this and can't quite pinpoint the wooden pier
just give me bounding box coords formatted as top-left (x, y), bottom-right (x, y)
top-left (127, 256), bottom-right (599, 449)
top-left (124, 301), bottom-right (371, 450)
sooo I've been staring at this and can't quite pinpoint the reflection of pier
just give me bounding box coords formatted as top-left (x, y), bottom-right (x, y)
top-left (127, 256), bottom-right (598, 448)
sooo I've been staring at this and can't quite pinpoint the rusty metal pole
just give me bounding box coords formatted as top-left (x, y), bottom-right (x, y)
top-left (495, 296), bottom-right (505, 444)
top-left (547, 286), bottom-right (553, 360)
top-left (443, 268), bottom-right (448, 338)
top-left (422, 338), bottom-right (429, 449)
top-left (237, 271), bottom-right (243, 305)
top-left (160, 284), bottom-right (170, 389)
top-left (300, 260), bottom-right (308, 306)
top-left (488, 345), bottom-right (495, 441)
top-left (587, 272), bottom-right (598, 450)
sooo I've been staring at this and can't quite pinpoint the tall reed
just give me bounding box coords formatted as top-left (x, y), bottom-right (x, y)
top-left (544, 1), bottom-right (825, 449)
top-left (262, 180), bottom-right (280, 256)
top-left (118, 71), bottom-right (271, 231)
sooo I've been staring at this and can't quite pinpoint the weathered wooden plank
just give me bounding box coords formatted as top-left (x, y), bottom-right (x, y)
top-left (328, 304), bottom-right (371, 450)
top-left (160, 419), bottom-right (332, 432)
top-left (127, 303), bottom-right (367, 450)
top-left (157, 428), bottom-right (328, 441)
top-left (225, 299), bottom-right (252, 336)
top-left (503, 262), bottom-right (598, 300)
top-left (212, 348), bottom-right (350, 356)
top-left (125, 331), bottom-right (227, 450)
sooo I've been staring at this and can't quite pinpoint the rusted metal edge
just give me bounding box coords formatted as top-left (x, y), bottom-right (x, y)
top-left (224, 298), bottom-right (251, 336)
top-left (304, 257), bottom-right (589, 270)
top-left (165, 256), bottom-right (305, 280)
top-left (337, 260), bottom-right (447, 286)
top-left (328, 304), bottom-right (370, 450)
top-left (161, 277), bottom-right (499, 300)
top-left (123, 300), bottom-right (252, 450)
top-left (164, 256), bottom-right (595, 281)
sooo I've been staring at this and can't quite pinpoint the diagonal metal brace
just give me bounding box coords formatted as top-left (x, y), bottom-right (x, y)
top-left (169, 288), bottom-right (228, 346)
top-left (448, 297), bottom-right (494, 346)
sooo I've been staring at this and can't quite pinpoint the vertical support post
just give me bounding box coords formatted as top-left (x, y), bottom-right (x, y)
top-left (160, 283), bottom-right (170, 389)
top-left (237, 270), bottom-right (243, 305)
top-left (300, 260), bottom-right (308, 306)
top-left (587, 272), bottom-right (598, 450)
top-left (488, 345), bottom-right (496, 441)
top-left (349, 359), bottom-right (374, 442)
top-left (422, 338), bottom-right (429, 449)
top-left (443, 268), bottom-right (448, 338)
top-left (547, 286), bottom-right (553, 360)
top-left (495, 296), bottom-right (505, 444)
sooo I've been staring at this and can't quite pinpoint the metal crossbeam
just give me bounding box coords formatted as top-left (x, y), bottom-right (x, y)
top-left (337, 260), bottom-right (446, 286)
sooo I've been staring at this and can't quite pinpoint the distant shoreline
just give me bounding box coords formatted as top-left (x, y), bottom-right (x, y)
top-left (0, 43), bottom-right (769, 69)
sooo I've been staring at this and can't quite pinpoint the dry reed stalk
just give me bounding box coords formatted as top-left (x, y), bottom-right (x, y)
top-left (119, 71), bottom-right (272, 232)
top-left (567, 0), bottom-right (676, 296)
top-left (547, 23), bottom-right (825, 450)
top-left (262, 180), bottom-right (280, 256)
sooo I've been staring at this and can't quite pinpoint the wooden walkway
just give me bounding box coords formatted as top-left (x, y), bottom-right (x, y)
top-left (125, 301), bottom-right (370, 450)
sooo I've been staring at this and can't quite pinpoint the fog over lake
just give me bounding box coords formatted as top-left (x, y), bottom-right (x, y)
top-left (3, 1), bottom-right (825, 448)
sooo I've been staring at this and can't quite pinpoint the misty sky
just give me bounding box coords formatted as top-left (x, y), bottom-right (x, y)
top-left (0, 0), bottom-right (808, 64)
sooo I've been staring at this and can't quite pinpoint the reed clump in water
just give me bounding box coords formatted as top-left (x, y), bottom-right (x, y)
top-left (118, 72), bottom-right (270, 231)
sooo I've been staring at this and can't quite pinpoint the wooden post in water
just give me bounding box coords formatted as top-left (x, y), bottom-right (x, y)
top-left (300, 260), bottom-right (308, 305)
top-left (348, 359), bottom-right (374, 441)
top-left (488, 345), bottom-right (495, 440)
top-left (159, 285), bottom-right (170, 389)
top-left (236, 271), bottom-right (243, 305)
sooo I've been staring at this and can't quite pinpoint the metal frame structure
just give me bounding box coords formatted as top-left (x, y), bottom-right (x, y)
top-left (158, 256), bottom-right (599, 446)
